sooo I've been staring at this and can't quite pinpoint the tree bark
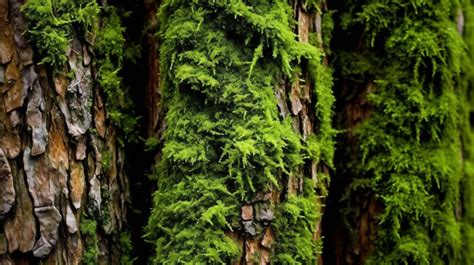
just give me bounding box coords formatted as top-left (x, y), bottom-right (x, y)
top-left (0, 0), bottom-right (131, 264)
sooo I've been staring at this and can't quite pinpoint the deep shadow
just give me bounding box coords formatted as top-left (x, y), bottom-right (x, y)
top-left (321, 1), bottom-right (365, 264)
top-left (111, 0), bottom-right (155, 263)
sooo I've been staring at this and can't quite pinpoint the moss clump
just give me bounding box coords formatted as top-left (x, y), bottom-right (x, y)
top-left (144, 136), bottom-right (160, 152)
top-left (460, 1), bottom-right (474, 264)
top-left (272, 180), bottom-right (321, 264)
top-left (22, 1), bottom-right (139, 143)
top-left (146, 0), bottom-right (334, 263)
top-left (334, 0), bottom-right (472, 263)
top-left (303, 0), bottom-right (324, 12)
top-left (22, 0), bottom-right (99, 69)
top-left (95, 6), bottom-right (140, 144)
top-left (321, 11), bottom-right (335, 55)
top-left (118, 231), bottom-right (136, 265)
top-left (80, 215), bottom-right (99, 264)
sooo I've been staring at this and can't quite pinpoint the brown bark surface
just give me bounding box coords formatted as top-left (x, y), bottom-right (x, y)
top-left (0, 0), bottom-right (130, 263)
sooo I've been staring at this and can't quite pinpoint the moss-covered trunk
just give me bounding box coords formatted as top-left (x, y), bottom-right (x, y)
top-left (144, 0), bottom-right (334, 264)
top-left (460, 2), bottom-right (474, 264)
top-left (0, 0), bottom-right (134, 263)
top-left (324, 0), bottom-right (474, 264)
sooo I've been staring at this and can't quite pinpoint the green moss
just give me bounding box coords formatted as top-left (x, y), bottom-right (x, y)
top-left (460, 1), bottom-right (474, 263)
top-left (95, 6), bottom-right (139, 144)
top-left (118, 231), bottom-right (136, 265)
top-left (145, 136), bottom-right (160, 152)
top-left (309, 61), bottom-right (336, 167)
top-left (22, 0), bottom-right (100, 69)
top-left (146, 0), bottom-right (334, 263)
top-left (23, 1), bottom-right (139, 143)
top-left (101, 150), bottom-right (112, 172)
top-left (303, 0), bottom-right (323, 12)
top-left (334, 0), bottom-right (473, 263)
top-left (81, 216), bottom-right (135, 264)
top-left (272, 180), bottom-right (322, 264)
top-left (321, 11), bottom-right (335, 55)
top-left (99, 184), bottom-right (111, 228)
top-left (80, 215), bottom-right (99, 265)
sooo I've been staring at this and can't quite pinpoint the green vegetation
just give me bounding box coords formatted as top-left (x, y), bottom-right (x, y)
top-left (80, 215), bottom-right (99, 264)
top-left (273, 179), bottom-right (322, 263)
top-left (303, 0), bottom-right (323, 12)
top-left (146, 0), bottom-right (334, 263)
top-left (80, 215), bottom-right (135, 264)
top-left (22, 0), bottom-right (139, 143)
top-left (95, 6), bottom-right (140, 144)
top-left (118, 231), bottom-right (136, 265)
top-left (22, 0), bottom-right (99, 69)
top-left (460, 1), bottom-right (474, 264)
top-left (99, 184), bottom-right (111, 229)
top-left (145, 136), bottom-right (160, 152)
top-left (335, 0), bottom-right (474, 263)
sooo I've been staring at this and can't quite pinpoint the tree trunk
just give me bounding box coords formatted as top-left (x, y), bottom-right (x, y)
top-left (323, 0), bottom-right (474, 264)
top-left (144, 0), bottom-right (334, 264)
top-left (0, 0), bottom-right (132, 264)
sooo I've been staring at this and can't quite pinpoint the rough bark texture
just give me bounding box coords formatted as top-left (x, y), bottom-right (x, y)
top-left (144, 0), bottom-right (163, 140)
top-left (0, 0), bottom-right (130, 263)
